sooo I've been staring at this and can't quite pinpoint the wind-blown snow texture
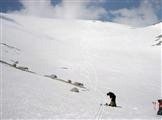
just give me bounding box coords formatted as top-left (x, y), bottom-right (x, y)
top-left (1, 13), bottom-right (161, 119)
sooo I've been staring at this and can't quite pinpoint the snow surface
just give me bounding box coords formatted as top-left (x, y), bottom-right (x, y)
top-left (0, 13), bottom-right (162, 119)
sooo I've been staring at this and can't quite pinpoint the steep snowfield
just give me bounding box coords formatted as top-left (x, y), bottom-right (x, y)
top-left (1, 13), bottom-right (161, 119)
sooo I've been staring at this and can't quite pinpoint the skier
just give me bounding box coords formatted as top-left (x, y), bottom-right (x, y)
top-left (106, 92), bottom-right (117, 107)
top-left (157, 99), bottom-right (162, 115)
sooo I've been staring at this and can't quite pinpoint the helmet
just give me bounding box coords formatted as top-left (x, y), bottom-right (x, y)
top-left (107, 92), bottom-right (110, 96)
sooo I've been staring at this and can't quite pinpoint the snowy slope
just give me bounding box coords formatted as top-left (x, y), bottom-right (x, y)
top-left (1, 13), bottom-right (161, 119)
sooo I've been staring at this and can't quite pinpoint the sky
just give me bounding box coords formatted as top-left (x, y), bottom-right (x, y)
top-left (0, 0), bottom-right (161, 26)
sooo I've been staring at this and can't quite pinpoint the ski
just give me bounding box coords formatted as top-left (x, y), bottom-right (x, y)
top-left (100, 103), bottom-right (122, 108)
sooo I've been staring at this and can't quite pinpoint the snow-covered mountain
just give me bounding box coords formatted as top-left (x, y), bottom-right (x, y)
top-left (1, 13), bottom-right (161, 119)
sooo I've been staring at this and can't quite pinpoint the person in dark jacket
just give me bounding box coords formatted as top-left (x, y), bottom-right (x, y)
top-left (106, 92), bottom-right (117, 107)
top-left (157, 99), bottom-right (162, 115)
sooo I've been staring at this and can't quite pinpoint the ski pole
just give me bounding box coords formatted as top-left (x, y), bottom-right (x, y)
top-left (97, 104), bottom-right (105, 120)
top-left (94, 104), bottom-right (102, 119)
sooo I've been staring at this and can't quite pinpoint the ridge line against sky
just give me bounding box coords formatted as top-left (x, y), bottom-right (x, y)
top-left (0, 0), bottom-right (161, 27)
